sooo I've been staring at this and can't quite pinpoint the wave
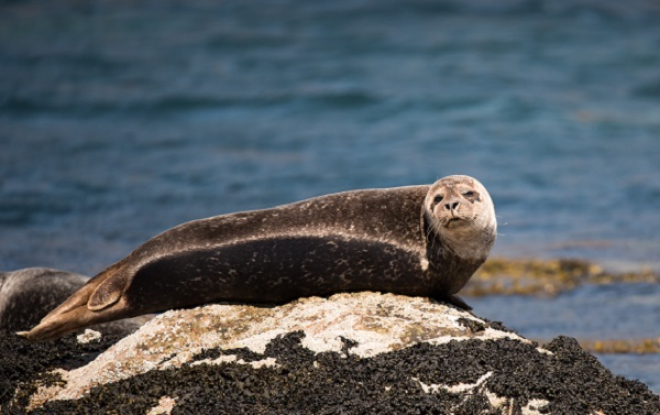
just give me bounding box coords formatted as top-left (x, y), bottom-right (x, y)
top-left (244, 0), bottom-right (660, 21)
top-left (0, 90), bottom-right (382, 117)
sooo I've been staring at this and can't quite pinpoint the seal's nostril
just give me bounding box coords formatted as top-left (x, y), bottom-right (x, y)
top-left (445, 201), bottom-right (460, 211)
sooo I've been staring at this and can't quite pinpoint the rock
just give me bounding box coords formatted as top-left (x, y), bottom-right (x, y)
top-left (1, 292), bottom-right (658, 414)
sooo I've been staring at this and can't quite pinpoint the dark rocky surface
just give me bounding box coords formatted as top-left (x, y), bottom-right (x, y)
top-left (3, 330), bottom-right (659, 415)
top-left (0, 330), bottom-right (123, 413)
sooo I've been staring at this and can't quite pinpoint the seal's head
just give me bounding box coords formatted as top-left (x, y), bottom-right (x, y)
top-left (424, 175), bottom-right (497, 260)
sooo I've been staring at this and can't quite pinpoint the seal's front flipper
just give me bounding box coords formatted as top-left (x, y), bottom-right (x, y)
top-left (431, 293), bottom-right (472, 311)
top-left (448, 294), bottom-right (472, 311)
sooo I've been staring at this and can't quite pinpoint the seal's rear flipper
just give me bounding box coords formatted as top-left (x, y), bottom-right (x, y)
top-left (17, 301), bottom-right (126, 341)
top-left (16, 270), bottom-right (125, 341)
top-left (88, 275), bottom-right (124, 311)
top-left (17, 306), bottom-right (92, 341)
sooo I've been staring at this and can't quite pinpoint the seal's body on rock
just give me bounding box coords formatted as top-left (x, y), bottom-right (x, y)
top-left (20, 175), bottom-right (497, 341)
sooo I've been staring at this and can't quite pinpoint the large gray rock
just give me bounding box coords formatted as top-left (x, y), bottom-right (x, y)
top-left (3, 292), bottom-right (659, 414)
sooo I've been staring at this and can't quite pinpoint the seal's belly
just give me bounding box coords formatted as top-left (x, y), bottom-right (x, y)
top-left (126, 236), bottom-right (434, 311)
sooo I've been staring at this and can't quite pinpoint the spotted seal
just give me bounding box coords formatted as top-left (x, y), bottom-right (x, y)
top-left (20, 175), bottom-right (497, 341)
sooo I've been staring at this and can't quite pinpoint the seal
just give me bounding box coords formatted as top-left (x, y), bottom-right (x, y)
top-left (20, 175), bottom-right (497, 341)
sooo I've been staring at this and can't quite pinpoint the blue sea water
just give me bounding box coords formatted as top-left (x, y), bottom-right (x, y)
top-left (1, 0), bottom-right (659, 393)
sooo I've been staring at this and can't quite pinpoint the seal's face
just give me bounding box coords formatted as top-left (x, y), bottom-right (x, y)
top-left (426, 177), bottom-right (488, 229)
top-left (424, 175), bottom-right (497, 260)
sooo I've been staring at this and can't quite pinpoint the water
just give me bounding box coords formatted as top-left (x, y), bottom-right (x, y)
top-left (470, 283), bottom-right (660, 340)
top-left (1, 0), bottom-right (659, 393)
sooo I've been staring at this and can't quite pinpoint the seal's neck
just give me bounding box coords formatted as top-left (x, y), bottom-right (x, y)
top-left (441, 227), bottom-right (496, 262)
top-left (424, 213), bottom-right (497, 262)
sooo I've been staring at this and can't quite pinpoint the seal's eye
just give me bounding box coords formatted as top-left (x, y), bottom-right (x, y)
top-left (433, 195), bottom-right (444, 204)
top-left (462, 191), bottom-right (475, 197)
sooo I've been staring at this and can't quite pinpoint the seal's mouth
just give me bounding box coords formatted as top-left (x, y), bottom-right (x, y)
top-left (444, 217), bottom-right (467, 229)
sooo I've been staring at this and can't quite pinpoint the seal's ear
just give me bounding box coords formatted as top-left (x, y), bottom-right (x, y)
top-left (88, 275), bottom-right (124, 311)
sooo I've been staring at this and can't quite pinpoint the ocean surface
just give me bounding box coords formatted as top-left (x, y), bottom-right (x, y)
top-left (1, 0), bottom-right (659, 393)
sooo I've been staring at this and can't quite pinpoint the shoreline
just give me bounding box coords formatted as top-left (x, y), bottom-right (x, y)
top-left (467, 257), bottom-right (660, 298)
top-left (467, 257), bottom-right (660, 354)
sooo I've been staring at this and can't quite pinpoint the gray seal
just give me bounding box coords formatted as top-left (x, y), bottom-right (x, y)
top-left (20, 175), bottom-right (497, 341)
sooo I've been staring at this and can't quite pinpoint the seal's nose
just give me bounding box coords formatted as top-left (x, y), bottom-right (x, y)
top-left (444, 200), bottom-right (460, 213)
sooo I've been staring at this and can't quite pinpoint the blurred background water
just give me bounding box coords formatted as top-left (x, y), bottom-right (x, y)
top-left (1, 0), bottom-right (659, 393)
